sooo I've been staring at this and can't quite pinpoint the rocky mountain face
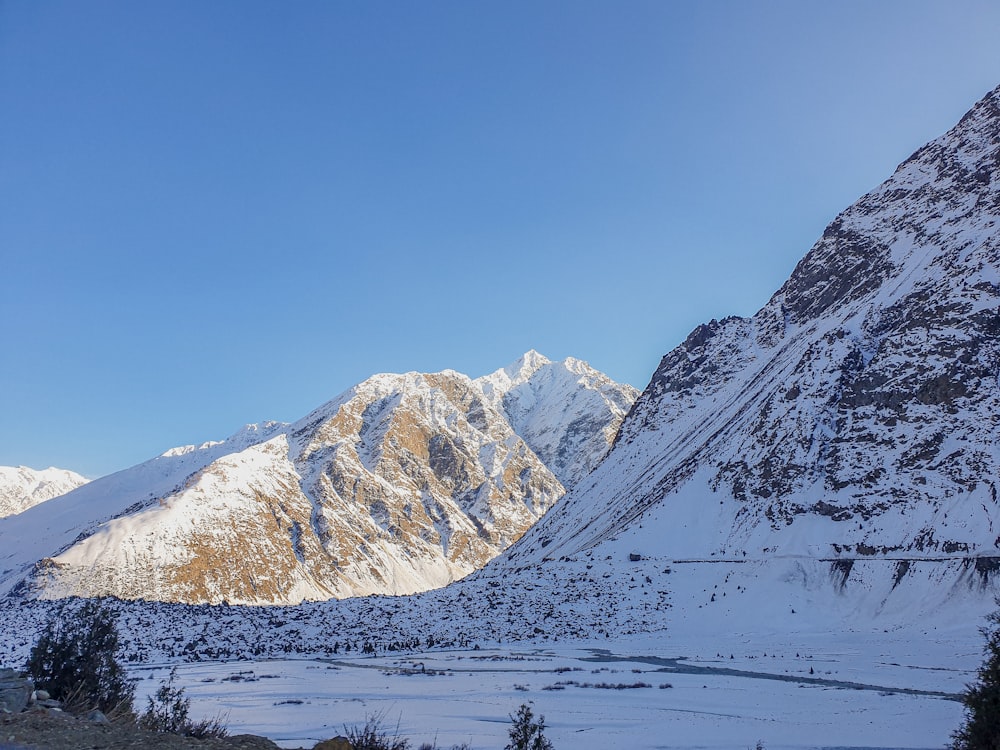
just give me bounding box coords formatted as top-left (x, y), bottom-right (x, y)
top-left (488, 84), bottom-right (1000, 623)
top-left (0, 354), bottom-right (636, 605)
top-left (0, 466), bottom-right (89, 519)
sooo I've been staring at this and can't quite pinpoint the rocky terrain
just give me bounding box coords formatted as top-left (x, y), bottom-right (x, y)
top-left (0, 711), bottom-right (288, 750)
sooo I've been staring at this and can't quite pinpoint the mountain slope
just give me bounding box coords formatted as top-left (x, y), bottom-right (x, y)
top-left (0, 466), bottom-right (89, 518)
top-left (492, 84), bottom-right (1000, 621)
top-left (0, 354), bottom-right (635, 605)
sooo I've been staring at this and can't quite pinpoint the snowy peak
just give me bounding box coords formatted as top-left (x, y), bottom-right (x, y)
top-left (759, 83), bottom-right (1000, 337)
top-left (475, 350), bottom-right (552, 400)
top-left (0, 466), bottom-right (89, 518)
top-left (475, 353), bottom-right (640, 487)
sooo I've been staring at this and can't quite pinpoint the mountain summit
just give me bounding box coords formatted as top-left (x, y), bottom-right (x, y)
top-left (476, 351), bottom-right (639, 487)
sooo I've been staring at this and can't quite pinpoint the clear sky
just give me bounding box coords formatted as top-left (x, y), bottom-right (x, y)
top-left (3, 1), bottom-right (1000, 479)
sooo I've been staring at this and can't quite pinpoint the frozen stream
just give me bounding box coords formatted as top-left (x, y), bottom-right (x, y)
top-left (131, 629), bottom-right (975, 750)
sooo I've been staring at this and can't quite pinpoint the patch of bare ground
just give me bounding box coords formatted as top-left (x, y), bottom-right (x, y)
top-left (0, 710), bottom-right (290, 750)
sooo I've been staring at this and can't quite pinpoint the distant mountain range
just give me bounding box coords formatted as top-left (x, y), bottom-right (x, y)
top-left (0, 466), bottom-right (88, 519)
top-left (0, 352), bottom-right (636, 605)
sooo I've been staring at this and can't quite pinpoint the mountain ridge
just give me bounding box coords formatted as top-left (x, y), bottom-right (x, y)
top-left (0, 352), bottom-right (636, 605)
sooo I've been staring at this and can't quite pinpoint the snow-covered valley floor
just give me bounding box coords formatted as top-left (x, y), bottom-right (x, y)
top-left (131, 627), bottom-right (977, 750)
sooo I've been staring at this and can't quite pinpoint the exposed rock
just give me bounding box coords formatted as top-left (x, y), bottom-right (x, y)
top-left (0, 708), bottom-right (286, 748)
top-left (312, 737), bottom-right (353, 750)
top-left (0, 670), bottom-right (31, 714)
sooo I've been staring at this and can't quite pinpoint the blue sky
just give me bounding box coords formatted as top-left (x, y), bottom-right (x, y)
top-left (3, 1), bottom-right (1000, 478)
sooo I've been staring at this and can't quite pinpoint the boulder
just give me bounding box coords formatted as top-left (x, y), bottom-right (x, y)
top-left (0, 671), bottom-right (32, 714)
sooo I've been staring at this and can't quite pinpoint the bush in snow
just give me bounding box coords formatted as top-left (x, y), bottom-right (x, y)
top-left (139, 666), bottom-right (228, 738)
top-left (25, 599), bottom-right (135, 718)
top-left (505, 703), bottom-right (553, 750)
top-left (345, 712), bottom-right (410, 750)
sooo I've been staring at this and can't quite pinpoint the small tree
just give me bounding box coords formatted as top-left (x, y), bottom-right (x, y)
top-left (140, 667), bottom-right (228, 739)
top-left (25, 599), bottom-right (135, 716)
top-left (505, 703), bottom-right (553, 750)
top-left (953, 610), bottom-right (1000, 750)
top-left (140, 668), bottom-right (191, 734)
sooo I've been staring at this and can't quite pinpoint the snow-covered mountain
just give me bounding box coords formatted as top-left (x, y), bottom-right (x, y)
top-left (2, 87), bottom-right (1000, 664)
top-left (0, 466), bottom-right (89, 518)
top-left (0, 354), bottom-right (636, 605)
top-left (492, 83), bottom-right (1000, 616)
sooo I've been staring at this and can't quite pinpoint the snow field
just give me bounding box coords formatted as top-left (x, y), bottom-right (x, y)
top-left (132, 630), bottom-right (976, 750)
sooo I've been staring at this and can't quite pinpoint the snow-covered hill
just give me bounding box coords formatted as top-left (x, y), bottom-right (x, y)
top-left (0, 354), bottom-right (635, 605)
top-left (0, 466), bottom-right (89, 518)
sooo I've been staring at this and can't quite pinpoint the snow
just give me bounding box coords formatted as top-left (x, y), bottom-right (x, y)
top-left (0, 441), bottom-right (260, 598)
top-left (0, 465), bottom-right (89, 518)
top-left (130, 628), bottom-right (974, 750)
top-left (475, 352), bottom-right (639, 487)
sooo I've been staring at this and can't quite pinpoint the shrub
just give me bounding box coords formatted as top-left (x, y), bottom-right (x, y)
top-left (139, 667), bottom-right (228, 739)
top-left (346, 712), bottom-right (410, 750)
top-left (505, 703), bottom-right (553, 750)
top-left (25, 599), bottom-right (135, 717)
top-left (953, 609), bottom-right (1000, 750)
